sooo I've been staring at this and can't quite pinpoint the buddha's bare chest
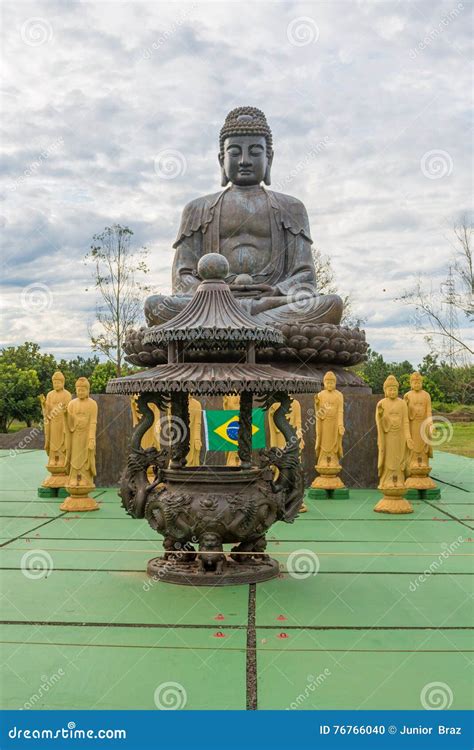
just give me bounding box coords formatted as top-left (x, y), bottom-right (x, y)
top-left (219, 191), bottom-right (272, 274)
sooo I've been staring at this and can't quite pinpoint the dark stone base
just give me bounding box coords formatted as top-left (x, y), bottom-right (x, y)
top-left (92, 394), bottom-right (133, 487)
top-left (37, 487), bottom-right (57, 498)
top-left (147, 555), bottom-right (280, 586)
top-left (406, 487), bottom-right (441, 501)
top-left (307, 487), bottom-right (350, 499)
top-left (57, 488), bottom-right (69, 498)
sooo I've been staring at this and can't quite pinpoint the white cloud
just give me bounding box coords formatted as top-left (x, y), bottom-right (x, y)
top-left (1, 0), bottom-right (472, 363)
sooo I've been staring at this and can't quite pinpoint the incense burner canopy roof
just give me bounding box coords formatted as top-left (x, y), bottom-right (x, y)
top-left (143, 253), bottom-right (283, 349)
top-left (107, 362), bottom-right (321, 396)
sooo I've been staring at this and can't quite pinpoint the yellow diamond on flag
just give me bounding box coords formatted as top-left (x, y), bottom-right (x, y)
top-left (213, 415), bottom-right (259, 446)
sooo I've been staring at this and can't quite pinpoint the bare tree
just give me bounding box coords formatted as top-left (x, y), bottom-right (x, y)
top-left (312, 247), bottom-right (364, 327)
top-left (451, 218), bottom-right (473, 318)
top-left (399, 217), bottom-right (473, 362)
top-left (85, 225), bottom-right (150, 376)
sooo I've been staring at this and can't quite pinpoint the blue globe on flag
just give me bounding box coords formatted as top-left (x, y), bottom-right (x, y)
top-left (226, 419), bottom-right (240, 442)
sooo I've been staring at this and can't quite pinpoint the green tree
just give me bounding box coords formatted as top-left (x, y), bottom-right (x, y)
top-left (57, 355), bottom-right (100, 392)
top-left (0, 342), bottom-right (57, 395)
top-left (0, 343), bottom-right (57, 423)
top-left (89, 361), bottom-right (119, 393)
top-left (0, 364), bottom-right (40, 432)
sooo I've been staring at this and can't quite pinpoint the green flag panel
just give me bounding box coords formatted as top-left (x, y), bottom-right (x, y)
top-left (204, 408), bottom-right (266, 451)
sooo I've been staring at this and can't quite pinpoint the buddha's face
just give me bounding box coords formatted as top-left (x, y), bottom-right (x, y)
top-left (385, 384), bottom-right (398, 399)
top-left (324, 377), bottom-right (336, 392)
top-left (411, 376), bottom-right (423, 392)
top-left (76, 384), bottom-right (89, 400)
top-left (220, 135), bottom-right (270, 186)
top-left (52, 377), bottom-right (64, 391)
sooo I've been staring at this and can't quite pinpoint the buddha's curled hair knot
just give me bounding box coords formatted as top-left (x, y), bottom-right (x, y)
top-left (219, 106), bottom-right (273, 157)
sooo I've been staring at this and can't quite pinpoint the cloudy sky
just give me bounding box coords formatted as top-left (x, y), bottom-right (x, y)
top-left (1, 0), bottom-right (472, 363)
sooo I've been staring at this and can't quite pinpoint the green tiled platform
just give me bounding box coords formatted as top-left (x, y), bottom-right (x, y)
top-left (1, 450), bottom-right (473, 710)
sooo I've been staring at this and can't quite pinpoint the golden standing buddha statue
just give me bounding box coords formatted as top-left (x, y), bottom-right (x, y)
top-left (186, 396), bottom-right (202, 467)
top-left (404, 372), bottom-right (439, 497)
top-left (310, 371), bottom-right (347, 497)
top-left (223, 394), bottom-right (241, 467)
top-left (374, 375), bottom-right (414, 514)
top-left (61, 377), bottom-right (99, 512)
top-left (40, 371), bottom-right (71, 491)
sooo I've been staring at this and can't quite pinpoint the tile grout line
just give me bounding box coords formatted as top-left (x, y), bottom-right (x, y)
top-left (246, 584), bottom-right (257, 711)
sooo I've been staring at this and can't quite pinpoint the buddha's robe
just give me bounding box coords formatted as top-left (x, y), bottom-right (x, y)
top-left (315, 389), bottom-right (344, 469)
top-left (186, 396), bottom-right (202, 467)
top-left (66, 397), bottom-right (97, 488)
top-left (376, 397), bottom-right (411, 489)
top-left (145, 186), bottom-right (342, 327)
top-left (223, 395), bottom-right (241, 467)
top-left (404, 389), bottom-right (433, 468)
top-left (44, 388), bottom-right (71, 469)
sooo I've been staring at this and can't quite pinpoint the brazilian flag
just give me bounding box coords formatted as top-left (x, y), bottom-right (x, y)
top-left (203, 409), bottom-right (266, 452)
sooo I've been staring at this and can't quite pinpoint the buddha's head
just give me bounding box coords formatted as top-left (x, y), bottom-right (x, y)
top-left (75, 376), bottom-right (90, 400)
top-left (323, 371), bottom-right (337, 391)
top-left (410, 371), bottom-right (423, 391)
top-left (219, 107), bottom-right (273, 187)
top-left (383, 375), bottom-right (399, 400)
top-left (52, 371), bottom-right (65, 391)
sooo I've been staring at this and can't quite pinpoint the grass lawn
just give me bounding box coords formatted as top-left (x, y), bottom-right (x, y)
top-left (437, 421), bottom-right (474, 459)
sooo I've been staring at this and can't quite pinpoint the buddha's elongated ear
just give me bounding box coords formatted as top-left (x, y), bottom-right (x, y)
top-left (264, 150), bottom-right (274, 185)
top-left (218, 153), bottom-right (229, 187)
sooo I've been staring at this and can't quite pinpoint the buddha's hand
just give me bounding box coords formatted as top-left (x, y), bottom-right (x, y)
top-left (338, 426), bottom-right (345, 436)
top-left (88, 438), bottom-right (96, 451)
top-left (407, 438), bottom-right (414, 451)
top-left (229, 283), bottom-right (275, 297)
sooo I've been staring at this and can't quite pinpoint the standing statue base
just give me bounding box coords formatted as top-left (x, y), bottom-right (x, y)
top-left (405, 469), bottom-right (440, 499)
top-left (41, 466), bottom-right (69, 489)
top-left (60, 487), bottom-right (99, 513)
top-left (374, 487), bottom-right (413, 514)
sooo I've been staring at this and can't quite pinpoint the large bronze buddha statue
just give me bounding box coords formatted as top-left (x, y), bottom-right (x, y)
top-left (125, 107), bottom-right (367, 369)
top-left (145, 107), bottom-right (342, 329)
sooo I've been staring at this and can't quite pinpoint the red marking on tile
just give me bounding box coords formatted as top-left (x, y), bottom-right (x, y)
top-left (214, 613), bottom-right (225, 621)
top-left (276, 614), bottom-right (287, 621)
top-left (214, 631), bottom-right (225, 638)
top-left (277, 632), bottom-right (289, 639)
